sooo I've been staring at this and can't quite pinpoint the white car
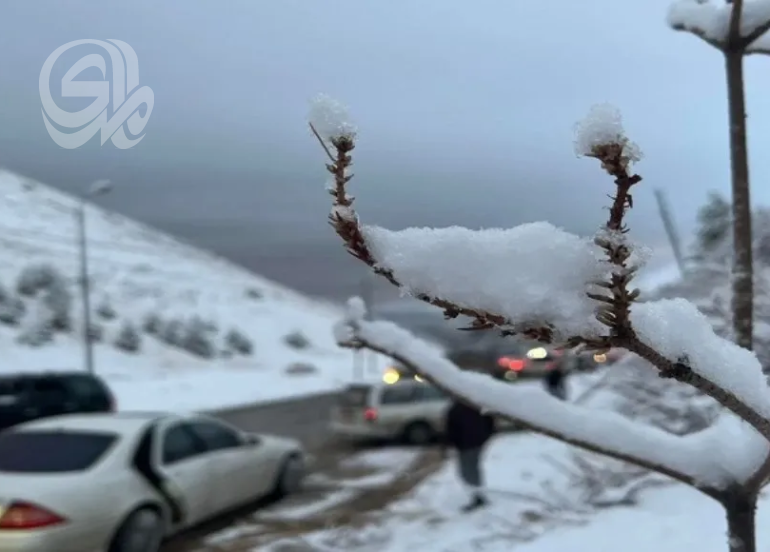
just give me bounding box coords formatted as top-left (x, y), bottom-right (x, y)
top-left (0, 411), bottom-right (306, 552)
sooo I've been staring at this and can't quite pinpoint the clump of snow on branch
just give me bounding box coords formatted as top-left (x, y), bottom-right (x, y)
top-left (631, 298), bottom-right (770, 421)
top-left (573, 104), bottom-right (642, 165)
top-left (668, 0), bottom-right (770, 52)
top-left (362, 222), bottom-right (613, 340)
top-left (308, 94), bottom-right (357, 142)
top-left (333, 302), bottom-right (768, 488)
top-left (595, 227), bottom-right (652, 273)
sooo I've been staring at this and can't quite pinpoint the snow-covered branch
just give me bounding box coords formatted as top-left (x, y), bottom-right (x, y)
top-left (668, 0), bottom-right (770, 55)
top-left (309, 95), bottom-right (770, 444)
top-left (334, 298), bottom-right (770, 497)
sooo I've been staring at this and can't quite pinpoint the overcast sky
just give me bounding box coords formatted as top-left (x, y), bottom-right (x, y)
top-left (1, 0), bottom-right (770, 307)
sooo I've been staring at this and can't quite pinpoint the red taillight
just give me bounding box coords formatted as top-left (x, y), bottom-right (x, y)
top-left (363, 408), bottom-right (378, 422)
top-left (0, 501), bottom-right (66, 530)
top-left (507, 359), bottom-right (525, 372)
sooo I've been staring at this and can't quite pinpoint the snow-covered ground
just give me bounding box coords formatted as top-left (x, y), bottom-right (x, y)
top-left (286, 368), bottom-right (755, 552)
top-left (0, 169), bottom-right (390, 410)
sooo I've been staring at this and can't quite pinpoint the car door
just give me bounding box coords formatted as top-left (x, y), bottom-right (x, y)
top-left (413, 385), bottom-right (451, 432)
top-left (186, 418), bottom-right (264, 510)
top-left (29, 377), bottom-right (75, 419)
top-left (155, 421), bottom-right (213, 526)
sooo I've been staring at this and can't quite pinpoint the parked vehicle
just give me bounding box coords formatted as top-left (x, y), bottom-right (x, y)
top-left (0, 372), bottom-right (116, 432)
top-left (0, 411), bottom-right (306, 552)
top-left (331, 380), bottom-right (517, 445)
top-left (331, 380), bottom-right (450, 445)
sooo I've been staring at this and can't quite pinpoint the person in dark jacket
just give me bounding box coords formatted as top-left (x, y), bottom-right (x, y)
top-left (544, 364), bottom-right (568, 400)
top-left (444, 398), bottom-right (496, 512)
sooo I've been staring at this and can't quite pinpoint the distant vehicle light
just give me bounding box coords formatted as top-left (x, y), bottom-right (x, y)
top-left (414, 375), bottom-right (424, 382)
top-left (382, 369), bottom-right (400, 384)
top-left (527, 347), bottom-right (548, 360)
top-left (593, 353), bottom-right (607, 363)
top-left (508, 359), bottom-right (526, 372)
top-left (503, 370), bottom-right (519, 381)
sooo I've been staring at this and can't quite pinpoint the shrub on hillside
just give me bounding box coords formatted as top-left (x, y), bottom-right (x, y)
top-left (42, 282), bottom-right (72, 332)
top-left (0, 296), bottom-right (24, 326)
top-left (225, 328), bottom-right (253, 355)
top-left (17, 301), bottom-right (54, 347)
top-left (160, 318), bottom-right (184, 347)
top-left (96, 297), bottom-right (117, 321)
top-left (114, 321), bottom-right (141, 353)
top-left (181, 317), bottom-right (216, 359)
top-left (85, 322), bottom-right (104, 343)
top-left (283, 331), bottom-right (310, 350)
top-left (245, 287), bottom-right (263, 300)
top-left (142, 312), bottom-right (163, 335)
top-left (16, 263), bottom-right (64, 297)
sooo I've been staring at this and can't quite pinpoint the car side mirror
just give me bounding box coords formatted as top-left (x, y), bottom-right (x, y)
top-left (243, 433), bottom-right (261, 446)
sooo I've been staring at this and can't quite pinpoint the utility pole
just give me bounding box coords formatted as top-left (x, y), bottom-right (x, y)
top-left (77, 179), bottom-right (112, 374)
top-left (653, 188), bottom-right (686, 278)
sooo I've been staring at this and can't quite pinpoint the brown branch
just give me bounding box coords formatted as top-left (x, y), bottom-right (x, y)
top-left (338, 335), bottom-right (723, 500)
top-left (584, 142), bottom-right (642, 340)
top-left (615, 335), bottom-right (770, 442)
top-left (741, 17), bottom-right (770, 50)
top-left (315, 130), bottom-right (557, 343)
top-left (728, 0), bottom-right (745, 50)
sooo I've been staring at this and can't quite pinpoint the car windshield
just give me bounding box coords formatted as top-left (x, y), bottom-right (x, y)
top-left (0, 430), bottom-right (118, 473)
top-left (338, 385), bottom-right (371, 407)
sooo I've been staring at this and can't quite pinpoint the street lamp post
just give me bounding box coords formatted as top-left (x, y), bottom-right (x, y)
top-left (77, 179), bottom-right (112, 374)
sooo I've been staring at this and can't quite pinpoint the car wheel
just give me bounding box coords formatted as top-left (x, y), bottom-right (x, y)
top-left (275, 454), bottom-right (305, 497)
top-left (402, 421), bottom-right (434, 446)
top-left (110, 508), bottom-right (164, 552)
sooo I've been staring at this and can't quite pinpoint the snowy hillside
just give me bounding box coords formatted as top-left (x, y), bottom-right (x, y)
top-left (0, 169), bottom-right (385, 410)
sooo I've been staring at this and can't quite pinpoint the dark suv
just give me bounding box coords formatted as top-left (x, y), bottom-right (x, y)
top-left (0, 372), bottom-right (116, 432)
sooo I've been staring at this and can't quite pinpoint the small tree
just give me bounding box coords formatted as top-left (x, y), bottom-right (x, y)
top-left (42, 281), bottom-right (72, 332)
top-left (159, 318), bottom-right (183, 347)
top-left (0, 296), bottom-right (24, 326)
top-left (16, 263), bottom-right (63, 297)
top-left (312, 97), bottom-right (770, 552)
top-left (225, 328), bottom-right (253, 355)
top-left (114, 321), bottom-right (141, 353)
top-left (283, 330), bottom-right (311, 350)
top-left (17, 300), bottom-right (54, 347)
top-left (695, 191), bottom-right (732, 257)
top-left (181, 317), bottom-right (216, 359)
top-left (96, 297), bottom-right (117, 321)
top-left (668, 0), bottom-right (770, 351)
top-left (142, 312), bottom-right (162, 335)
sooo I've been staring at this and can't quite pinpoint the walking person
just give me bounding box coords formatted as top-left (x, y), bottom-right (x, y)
top-left (544, 363), bottom-right (568, 400)
top-left (443, 397), bottom-right (496, 512)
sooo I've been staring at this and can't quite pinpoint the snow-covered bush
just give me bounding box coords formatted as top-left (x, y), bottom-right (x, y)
top-left (16, 263), bottom-right (65, 297)
top-left (284, 330), bottom-right (310, 350)
top-left (142, 312), bottom-right (162, 335)
top-left (114, 321), bottom-right (141, 353)
top-left (159, 318), bottom-right (183, 347)
top-left (17, 300), bottom-right (54, 347)
top-left (245, 287), bottom-right (263, 300)
top-left (0, 296), bottom-right (25, 326)
top-left (42, 281), bottom-right (72, 332)
top-left (225, 328), bottom-right (253, 355)
top-left (313, 90), bottom-right (770, 552)
top-left (84, 321), bottom-right (104, 343)
top-left (180, 317), bottom-right (216, 359)
top-left (96, 297), bottom-right (117, 321)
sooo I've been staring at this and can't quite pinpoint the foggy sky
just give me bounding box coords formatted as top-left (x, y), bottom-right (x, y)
top-left (1, 0), bottom-right (770, 305)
